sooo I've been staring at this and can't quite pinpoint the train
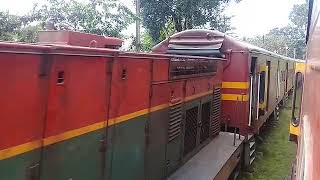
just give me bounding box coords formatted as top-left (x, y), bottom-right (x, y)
top-left (0, 29), bottom-right (300, 180)
top-left (153, 29), bottom-right (302, 166)
top-left (291, 0), bottom-right (320, 179)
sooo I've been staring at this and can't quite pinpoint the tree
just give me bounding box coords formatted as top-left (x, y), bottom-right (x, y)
top-left (0, 11), bottom-right (22, 41)
top-left (140, 0), bottom-right (236, 43)
top-left (29, 0), bottom-right (135, 37)
top-left (18, 25), bottom-right (43, 43)
top-left (290, 3), bottom-right (308, 30)
top-left (246, 2), bottom-right (307, 59)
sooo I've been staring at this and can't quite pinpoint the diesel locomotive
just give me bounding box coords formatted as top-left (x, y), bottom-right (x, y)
top-left (0, 29), bottom-right (301, 180)
top-left (0, 30), bottom-right (229, 180)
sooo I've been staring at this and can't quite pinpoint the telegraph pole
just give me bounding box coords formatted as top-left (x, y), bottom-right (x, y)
top-left (136, 0), bottom-right (141, 52)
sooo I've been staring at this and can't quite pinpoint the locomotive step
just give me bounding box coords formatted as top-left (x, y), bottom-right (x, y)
top-left (249, 141), bottom-right (255, 149)
top-left (250, 156), bottom-right (256, 165)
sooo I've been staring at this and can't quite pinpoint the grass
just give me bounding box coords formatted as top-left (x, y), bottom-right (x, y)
top-left (240, 100), bottom-right (297, 180)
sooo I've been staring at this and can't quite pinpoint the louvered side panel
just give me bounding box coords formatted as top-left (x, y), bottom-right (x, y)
top-left (210, 88), bottom-right (221, 137)
top-left (183, 106), bottom-right (198, 156)
top-left (168, 103), bottom-right (183, 142)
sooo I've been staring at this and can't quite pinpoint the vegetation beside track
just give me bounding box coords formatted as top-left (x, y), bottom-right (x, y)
top-left (240, 99), bottom-right (297, 180)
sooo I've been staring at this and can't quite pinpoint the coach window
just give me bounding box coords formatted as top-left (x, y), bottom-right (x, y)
top-left (259, 71), bottom-right (266, 104)
top-left (291, 72), bottom-right (304, 126)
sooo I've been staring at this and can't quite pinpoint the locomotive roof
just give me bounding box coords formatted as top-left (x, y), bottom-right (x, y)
top-left (237, 40), bottom-right (303, 62)
top-left (152, 29), bottom-right (303, 62)
top-left (0, 41), bottom-right (225, 61)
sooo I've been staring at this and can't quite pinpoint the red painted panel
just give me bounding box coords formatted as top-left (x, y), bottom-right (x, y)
top-left (152, 59), bottom-right (169, 82)
top-left (221, 101), bottom-right (250, 134)
top-left (109, 57), bottom-right (151, 119)
top-left (222, 52), bottom-right (249, 82)
top-left (0, 53), bottom-right (47, 149)
top-left (185, 77), bottom-right (214, 97)
top-left (151, 82), bottom-right (184, 107)
top-left (45, 55), bottom-right (109, 137)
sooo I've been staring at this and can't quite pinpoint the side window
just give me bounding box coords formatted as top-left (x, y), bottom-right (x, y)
top-left (291, 72), bottom-right (304, 126)
top-left (259, 71), bottom-right (266, 103)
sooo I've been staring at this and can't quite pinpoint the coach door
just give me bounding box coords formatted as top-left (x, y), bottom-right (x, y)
top-left (249, 57), bottom-right (259, 126)
top-left (257, 62), bottom-right (269, 117)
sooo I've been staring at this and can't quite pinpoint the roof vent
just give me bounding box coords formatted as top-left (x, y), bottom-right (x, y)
top-left (152, 29), bottom-right (225, 58)
top-left (38, 30), bottom-right (123, 49)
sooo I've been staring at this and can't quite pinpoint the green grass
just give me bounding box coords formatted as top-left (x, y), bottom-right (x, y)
top-left (240, 101), bottom-right (297, 180)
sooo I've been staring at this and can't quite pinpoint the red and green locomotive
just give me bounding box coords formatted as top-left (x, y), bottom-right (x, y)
top-left (0, 30), bottom-right (229, 180)
top-left (0, 29), bottom-right (300, 180)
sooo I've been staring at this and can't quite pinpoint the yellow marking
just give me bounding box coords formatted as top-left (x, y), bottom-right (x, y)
top-left (259, 102), bottom-right (267, 109)
top-left (0, 140), bottom-right (42, 161)
top-left (259, 65), bottom-right (268, 72)
top-left (222, 82), bottom-right (249, 89)
top-left (221, 94), bottom-right (249, 101)
top-left (185, 90), bottom-right (213, 101)
top-left (112, 109), bottom-right (149, 125)
top-left (290, 124), bottom-right (300, 136)
top-left (151, 104), bottom-right (170, 111)
top-left (44, 121), bottom-right (106, 146)
top-left (295, 62), bottom-right (305, 73)
top-left (0, 90), bottom-right (213, 160)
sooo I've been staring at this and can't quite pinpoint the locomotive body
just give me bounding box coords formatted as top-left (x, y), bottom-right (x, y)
top-left (0, 31), bottom-right (226, 180)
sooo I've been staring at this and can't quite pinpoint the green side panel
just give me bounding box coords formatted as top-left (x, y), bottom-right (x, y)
top-left (0, 149), bottom-right (41, 180)
top-left (107, 115), bottom-right (146, 180)
top-left (146, 109), bottom-right (169, 180)
top-left (40, 129), bottom-right (105, 180)
top-left (166, 137), bottom-right (182, 175)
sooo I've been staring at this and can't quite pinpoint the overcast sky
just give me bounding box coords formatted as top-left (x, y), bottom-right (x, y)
top-left (0, 0), bottom-right (305, 38)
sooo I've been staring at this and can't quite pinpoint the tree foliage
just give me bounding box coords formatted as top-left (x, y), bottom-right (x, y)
top-left (0, 11), bottom-right (22, 41)
top-left (246, 3), bottom-right (307, 59)
top-left (0, 0), bottom-right (134, 43)
top-left (140, 0), bottom-right (235, 43)
top-left (29, 0), bottom-right (135, 37)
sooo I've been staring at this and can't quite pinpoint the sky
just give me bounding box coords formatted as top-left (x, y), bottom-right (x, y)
top-left (0, 0), bottom-right (305, 38)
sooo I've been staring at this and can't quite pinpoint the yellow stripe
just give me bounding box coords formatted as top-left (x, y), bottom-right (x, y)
top-left (0, 90), bottom-right (213, 160)
top-left (44, 121), bottom-right (106, 146)
top-left (185, 90), bottom-right (213, 101)
top-left (0, 140), bottom-right (42, 161)
top-left (151, 103), bottom-right (170, 112)
top-left (221, 94), bottom-right (249, 101)
top-left (222, 82), bottom-right (249, 89)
